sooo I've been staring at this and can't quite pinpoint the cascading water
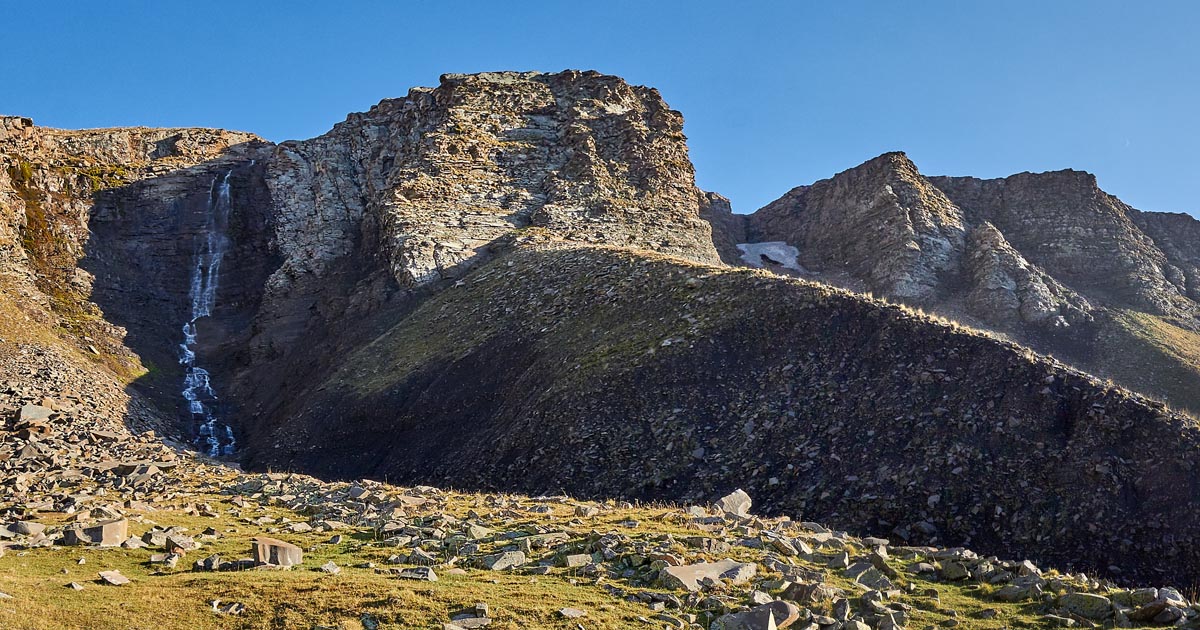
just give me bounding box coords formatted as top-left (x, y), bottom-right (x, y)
top-left (178, 167), bottom-right (238, 456)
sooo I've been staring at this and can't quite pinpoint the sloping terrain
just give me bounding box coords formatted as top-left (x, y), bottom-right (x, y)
top-left (740, 152), bottom-right (1200, 416)
top-left (242, 238), bottom-right (1200, 586)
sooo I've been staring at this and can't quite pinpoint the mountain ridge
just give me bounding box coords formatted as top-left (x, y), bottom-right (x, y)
top-left (5, 71), bottom-right (1200, 591)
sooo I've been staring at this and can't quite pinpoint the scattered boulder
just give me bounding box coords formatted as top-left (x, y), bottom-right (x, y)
top-left (659, 559), bottom-right (758, 592)
top-left (18, 404), bottom-right (53, 422)
top-left (6, 521), bottom-right (45, 537)
top-left (481, 550), bottom-right (525, 571)
top-left (397, 567), bottom-right (437, 581)
top-left (716, 601), bottom-right (801, 630)
top-left (98, 570), bottom-right (130, 586)
top-left (714, 489), bottom-right (753, 517)
top-left (63, 519), bottom-right (128, 547)
top-left (559, 608), bottom-right (587, 619)
top-left (251, 537), bottom-right (303, 567)
top-left (1059, 592), bottom-right (1112, 620)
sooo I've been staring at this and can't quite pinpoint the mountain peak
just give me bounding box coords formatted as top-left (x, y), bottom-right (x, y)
top-left (749, 152), bottom-right (964, 300)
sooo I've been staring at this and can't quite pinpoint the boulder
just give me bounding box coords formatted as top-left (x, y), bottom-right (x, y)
top-left (782, 581), bottom-right (843, 603)
top-left (18, 404), bottom-right (53, 422)
top-left (716, 601), bottom-right (801, 629)
top-left (98, 570), bottom-right (130, 586)
top-left (63, 519), bottom-right (128, 547)
top-left (251, 537), bottom-right (303, 567)
top-left (714, 489), bottom-right (753, 517)
top-left (563, 553), bottom-right (592, 568)
top-left (7, 521), bottom-right (45, 537)
top-left (481, 550), bottom-right (526, 571)
top-left (938, 561), bottom-right (970, 581)
top-left (660, 559), bottom-right (758, 592)
top-left (1059, 592), bottom-right (1112, 620)
top-left (397, 567), bottom-right (437, 581)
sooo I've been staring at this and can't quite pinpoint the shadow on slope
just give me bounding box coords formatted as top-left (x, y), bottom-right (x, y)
top-left (245, 240), bottom-right (1200, 586)
top-left (8, 143), bottom-right (278, 444)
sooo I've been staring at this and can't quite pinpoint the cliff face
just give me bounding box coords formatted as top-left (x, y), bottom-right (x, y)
top-left (261, 70), bottom-right (719, 293)
top-left (0, 115), bottom-right (266, 381)
top-left (746, 153), bottom-right (1200, 414)
top-left (229, 72), bottom-right (724, 417)
top-left (930, 171), bottom-right (1193, 317)
top-left (751, 153), bottom-right (966, 300)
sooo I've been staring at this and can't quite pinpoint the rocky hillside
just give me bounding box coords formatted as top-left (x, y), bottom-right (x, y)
top-left (0, 114), bottom-right (267, 378)
top-left (239, 238), bottom-right (1200, 586)
top-left (4, 273), bottom-right (1200, 630)
top-left (228, 71), bottom-right (726, 445)
top-left (741, 152), bottom-right (1200, 415)
top-left (4, 70), bottom-right (1200, 606)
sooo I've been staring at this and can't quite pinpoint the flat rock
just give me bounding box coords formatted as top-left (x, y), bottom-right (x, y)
top-left (398, 567), bottom-right (438, 581)
top-left (481, 550), bottom-right (526, 571)
top-left (660, 558), bottom-right (758, 592)
top-left (98, 570), bottom-right (130, 586)
top-left (7, 521), bottom-right (45, 536)
top-left (63, 519), bottom-right (128, 547)
top-left (18, 404), bottom-right (53, 422)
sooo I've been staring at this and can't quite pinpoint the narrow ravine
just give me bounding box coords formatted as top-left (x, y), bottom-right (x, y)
top-left (178, 167), bottom-right (239, 456)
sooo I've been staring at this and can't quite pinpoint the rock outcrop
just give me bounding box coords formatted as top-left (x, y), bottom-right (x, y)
top-left (0, 115), bottom-right (267, 387)
top-left (930, 171), bottom-right (1192, 317)
top-left (744, 152), bottom-right (1200, 414)
top-left (750, 153), bottom-right (965, 300)
top-left (261, 70), bottom-right (718, 292)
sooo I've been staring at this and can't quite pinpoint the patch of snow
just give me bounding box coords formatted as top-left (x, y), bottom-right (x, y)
top-left (736, 242), bottom-right (806, 272)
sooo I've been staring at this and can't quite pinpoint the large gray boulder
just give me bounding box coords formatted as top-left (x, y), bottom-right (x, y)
top-left (714, 489), bottom-right (753, 517)
top-left (63, 519), bottom-right (127, 547)
top-left (716, 601), bottom-right (802, 629)
top-left (660, 558), bottom-right (757, 592)
top-left (1059, 592), bottom-right (1112, 620)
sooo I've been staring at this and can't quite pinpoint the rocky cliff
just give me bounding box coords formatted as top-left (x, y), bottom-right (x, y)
top-left (229, 71), bottom-right (724, 434)
top-left (0, 115), bottom-right (266, 379)
top-left (745, 152), bottom-right (1200, 415)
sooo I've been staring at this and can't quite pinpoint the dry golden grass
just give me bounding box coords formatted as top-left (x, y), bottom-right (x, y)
top-left (0, 482), bottom-right (1076, 630)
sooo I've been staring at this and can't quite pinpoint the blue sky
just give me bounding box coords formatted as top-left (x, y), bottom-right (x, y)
top-left (6, 1), bottom-right (1198, 214)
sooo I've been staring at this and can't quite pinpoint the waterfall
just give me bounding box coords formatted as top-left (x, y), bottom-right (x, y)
top-left (178, 168), bottom-right (237, 456)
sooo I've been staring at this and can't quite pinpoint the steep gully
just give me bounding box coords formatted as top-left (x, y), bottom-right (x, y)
top-left (178, 167), bottom-right (240, 456)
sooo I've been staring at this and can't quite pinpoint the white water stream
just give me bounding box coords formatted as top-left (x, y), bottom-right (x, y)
top-left (178, 168), bottom-right (237, 456)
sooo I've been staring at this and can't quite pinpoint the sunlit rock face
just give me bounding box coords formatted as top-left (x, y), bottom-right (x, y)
top-left (743, 151), bottom-right (1200, 416)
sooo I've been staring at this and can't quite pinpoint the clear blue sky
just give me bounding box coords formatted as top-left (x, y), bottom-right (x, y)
top-left (6, 1), bottom-right (1198, 215)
